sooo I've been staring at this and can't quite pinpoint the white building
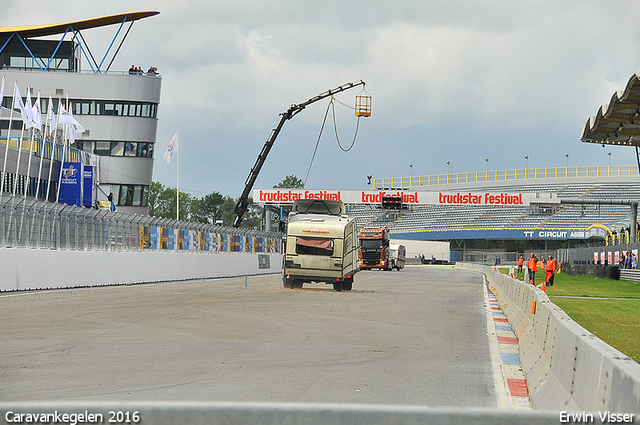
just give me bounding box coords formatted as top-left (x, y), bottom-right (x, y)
top-left (0, 12), bottom-right (161, 214)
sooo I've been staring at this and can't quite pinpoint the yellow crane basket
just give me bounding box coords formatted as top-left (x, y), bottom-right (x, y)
top-left (355, 87), bottom-right (371, 117)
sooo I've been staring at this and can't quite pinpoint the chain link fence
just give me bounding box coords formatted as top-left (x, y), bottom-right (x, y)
top-left (0, 195), bottom-right (282, 253)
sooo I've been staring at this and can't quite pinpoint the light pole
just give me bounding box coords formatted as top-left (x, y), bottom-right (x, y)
top-left (608, 151), bottom-right (611, 167)
top-left (565, 153), bottom-right (569, 168)
top-left (446, 161), bottom-right (451, 175)
top-left (409, 163), bottom-right (413, 186)
top-left (524, 155), bottom-right (528, 170)
top-left (485, 158), bottom-right (489, 181)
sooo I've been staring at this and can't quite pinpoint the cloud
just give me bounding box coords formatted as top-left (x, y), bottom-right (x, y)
top-left (4, 0), bottom-right (640, 197)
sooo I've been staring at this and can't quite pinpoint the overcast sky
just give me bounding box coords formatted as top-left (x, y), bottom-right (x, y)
top-left (4, 1), bottom-right (640, 198)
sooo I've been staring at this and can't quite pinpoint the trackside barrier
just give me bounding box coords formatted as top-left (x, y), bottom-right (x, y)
top-left (0, 249), bottom-right (283, 292)
top-left (0, 402), bottom-right (564, 425)
top-left (456, 263), bottom-right (640, 413)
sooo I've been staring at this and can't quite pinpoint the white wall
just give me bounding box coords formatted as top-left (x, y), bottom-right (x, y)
top-left (391, 239), bottom-right (450, 261)
top-left (0, 249), bottom-right (282, 292)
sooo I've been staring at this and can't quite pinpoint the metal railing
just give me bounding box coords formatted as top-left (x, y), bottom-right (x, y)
top-left (0, 195), bottom-right (282, 253)
top-left (374, 165), bottom-right (640, 189)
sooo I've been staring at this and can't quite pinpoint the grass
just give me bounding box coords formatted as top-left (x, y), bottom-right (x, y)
top-left (550, 297), bottom-right (640, 362)
top-left (497, 267), bottom-right (640, 363)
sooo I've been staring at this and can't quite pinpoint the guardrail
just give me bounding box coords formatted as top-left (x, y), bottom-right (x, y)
top-left (456, 263), bottom-right (640, 413)
top-left (620, 269), bottom-right (640, 283)
top-left (374, 165), bottom-right (639, 189)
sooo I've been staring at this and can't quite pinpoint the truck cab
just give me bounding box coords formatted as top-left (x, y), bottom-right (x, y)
top-left (283, 199), bottom-right (359, 291)
top-left (358, 226), bottom-right (391, 270)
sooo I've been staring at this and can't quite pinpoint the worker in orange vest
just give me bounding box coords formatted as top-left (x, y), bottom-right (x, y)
top-left (518, 256), bottom-right (524, 273)
top-left (545, 255), bottom-right (557, 286)
top-left (527, 253), bottom-right (537, 285)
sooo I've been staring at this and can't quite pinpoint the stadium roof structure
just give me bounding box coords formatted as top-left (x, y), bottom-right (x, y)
top-left (581, 73), bottom-right (640, 146)
top-left (0, 12), bottom-right (159, 38)
top-left (0, 11), bottom-right (159, 73)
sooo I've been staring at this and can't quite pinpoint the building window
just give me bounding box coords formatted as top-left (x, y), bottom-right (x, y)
top-left (73, 140), bottom-right (154, 158)
top-left (124, 142), bottom-right (137, 157)
top-left (110, 142), bottom-right (124, 156)
top-left (120, 185), bottom-right (133, 206)
top-left (1, 97), bottom-right (157, 119)
top-left (112, 184), bottom-right (149, 207)
top-left (95, 141), bottom-right (111, 156)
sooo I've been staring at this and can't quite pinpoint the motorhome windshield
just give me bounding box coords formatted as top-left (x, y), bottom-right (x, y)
top-left (292, 199), bottom-right (345, 216)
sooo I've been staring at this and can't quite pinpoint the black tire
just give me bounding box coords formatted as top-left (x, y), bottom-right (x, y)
top-left (342, 277), bottom-right (353, 291)
top-left (333, 281), bottom-right (343, 291)
top-left (293, 280), bottom-right (303, 289)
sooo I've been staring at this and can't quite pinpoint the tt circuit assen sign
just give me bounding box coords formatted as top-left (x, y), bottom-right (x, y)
top-left (254, 189), bottom-right (558, 207)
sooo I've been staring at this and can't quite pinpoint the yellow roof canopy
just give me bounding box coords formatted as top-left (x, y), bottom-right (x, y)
top-left (0, 11), bottom-right (159, 38)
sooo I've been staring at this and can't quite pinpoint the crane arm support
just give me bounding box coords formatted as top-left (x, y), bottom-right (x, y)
top-left (233, 80), bottom-right (365, 227)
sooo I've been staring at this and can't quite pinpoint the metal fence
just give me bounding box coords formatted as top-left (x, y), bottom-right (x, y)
top-left (450, 250), bottom-right (560, 265)
top-left (0, 195), bottom-right (282, 252)
top-left (374, 164), bottom-right (640, 189)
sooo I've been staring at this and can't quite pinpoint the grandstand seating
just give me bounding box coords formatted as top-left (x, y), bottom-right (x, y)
top-left (346, 177), bottom-right (640, 237)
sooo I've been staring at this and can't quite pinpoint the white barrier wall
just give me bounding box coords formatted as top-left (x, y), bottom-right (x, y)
top-left (456, 263), bottom-right (640, 413)
top-left (0, 248), bottom-right (282, 292)
top-left (0, 402), bottom-right (563, 425)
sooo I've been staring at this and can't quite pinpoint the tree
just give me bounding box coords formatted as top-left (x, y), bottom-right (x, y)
top-left (273, 175), bottom-right (304, 189)
top-left (148, 181), bottom-right (195, 220)
top-left (221, 196), bottom-right (237, 227)
top-left (221, 196), bottom-right (262, 228)
top-left (272, 175), bottom-right (303, 226)
top-left (148, 181), bottom-right (165, 217)
top-left (149, 182), bottom-right (262, 228)
top-left (192, 191), bottom-right (225, 224)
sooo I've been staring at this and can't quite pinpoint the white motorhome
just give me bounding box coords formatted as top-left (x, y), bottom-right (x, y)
top-left (283, 200), bottom-right (359, 291)
top-left (388, 243), bottom-right (406, 271)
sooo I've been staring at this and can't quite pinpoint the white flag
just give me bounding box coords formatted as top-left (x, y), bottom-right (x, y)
top-left (59, 103), bottom-right (85, 132)
top-left (163, 131), bottom-right (179, 163)
top-left (24, 87), bottom-right (34, 128)
top-left (14, 85), bottom-right (30, 126)
top-left (47, 95), bottom-right (56, 136)
top-left (31, 90), bottom-right (42, 131)
top-left (60, 103), bottom-right (85, 145)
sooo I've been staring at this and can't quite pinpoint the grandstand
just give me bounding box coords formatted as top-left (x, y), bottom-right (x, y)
top-left (349, 166), bottom-right (640, 251)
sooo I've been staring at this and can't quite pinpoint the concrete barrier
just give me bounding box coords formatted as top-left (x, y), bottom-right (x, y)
top-left (0, 248), bottom-right (282, 292)
top-left (0, 402), bottom-right (565, 425)
top-left (456, 263), bottom-right (640, 413)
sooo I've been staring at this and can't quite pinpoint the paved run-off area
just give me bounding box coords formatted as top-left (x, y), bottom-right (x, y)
top-left (1, 266), bottom-right (521, 407)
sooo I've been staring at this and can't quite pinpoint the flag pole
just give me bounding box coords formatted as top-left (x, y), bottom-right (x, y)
top-left (35, 90), bottom-right (46, 199)
top-left (24, 89), bottom-right (38, 199)
top-left (45, 99), bottom-right (60, 202)
top-left (162, 130), bottom-right (179, 220)
top-left (176, 130), bottom-right (180, 221)
top-left (13, 85), bottom-right (32, 198)
top-left (56, 94), bottom-right (69, 204)
top-left (13, 118), bottom-right (26, 197)
top-left (1, 79), bottom-right (16, 204)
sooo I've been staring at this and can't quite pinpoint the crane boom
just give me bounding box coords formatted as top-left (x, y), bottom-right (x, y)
top-left (233, 80), bottom-right (366, 227)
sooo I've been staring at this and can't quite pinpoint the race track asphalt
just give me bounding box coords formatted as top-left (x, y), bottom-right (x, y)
top-left (0, 265), bottom-right (500, 406)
